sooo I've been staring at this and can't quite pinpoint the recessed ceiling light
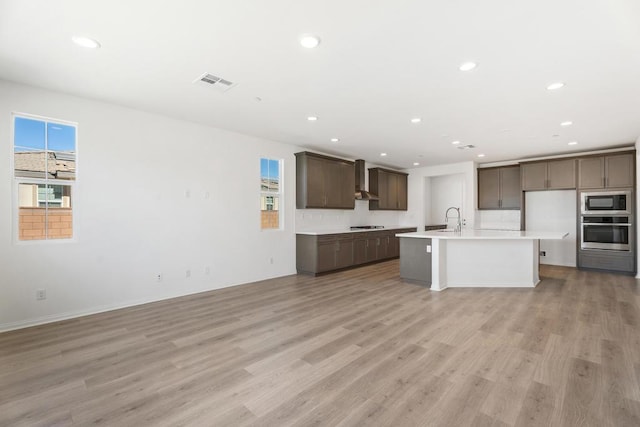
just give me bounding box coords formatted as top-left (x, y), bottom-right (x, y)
top-left (71, 36), bottom-right (101, 49)
top-left (380, 153), bottom-right (387, 157)
top-left (410, 118), bottom-right (421, 123)
top-left (330, 138), bottom-right (339, 142)
top-left (307, 116), bottom-right (318, 121)
top-left (459, 62), bottom-right (477, 71)
top-left (560, 121), bottom-right (573, 126)
top-left (413, 162), bottom-right (420, 166)
top-left (300, 34), bottom-right (321, 49)
top-left (255, 97), bottom-right (262, 102)
top-left (552, 134), bottom-right (560, 138)
top-left (547, 82), bottom-right (564, 91)
top-left (477, 154), bottom-right (486, 158)
top-left (568, 141), bottom-right (578, 146)
top-left (451, 140), bottom-right (461, 145)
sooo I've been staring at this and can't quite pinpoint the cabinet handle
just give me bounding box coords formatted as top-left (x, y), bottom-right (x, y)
top-left (603, 177), bottom-right (607, 187)
top-left (498, 199), bottom-right (502, 208)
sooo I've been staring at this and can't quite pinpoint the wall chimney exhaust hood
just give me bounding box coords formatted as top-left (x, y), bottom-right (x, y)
top-left (355, 159), bottom-right (379, 200)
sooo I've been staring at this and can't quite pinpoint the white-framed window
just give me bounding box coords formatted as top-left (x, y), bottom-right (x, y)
top-left (260, 157), bottom-right (282, 230)
top-left (13, 113), bottom-right (77, 241)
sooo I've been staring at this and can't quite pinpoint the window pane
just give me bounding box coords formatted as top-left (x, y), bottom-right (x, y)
top-left (14, 117), bottom-right (45, 151)
top-left (268, 159), bottom-right (279, 192)
top-left (48, 123), bottom-right (76, 181)
top-left (18, 184), bottom-right (73, 240)
top-left (47, 123), bottom-right (76, 152)
top-left (14, 117), bottom-right (47, 179)
top-left (18, 183), bottom-right (46, 240)
top-left (261, 195), bottom-right (279, 229)
top-left (46, 184), bottom-right (73, 239)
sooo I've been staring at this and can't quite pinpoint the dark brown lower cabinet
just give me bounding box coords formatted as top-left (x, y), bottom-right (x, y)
top-left (296, 228), bottom-right (417, 275)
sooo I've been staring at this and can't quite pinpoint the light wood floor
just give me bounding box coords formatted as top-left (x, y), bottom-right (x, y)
top-left (1, 261), bottom-right (640, 426)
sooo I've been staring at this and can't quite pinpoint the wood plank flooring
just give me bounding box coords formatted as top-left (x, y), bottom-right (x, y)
top-left (1, 261), bottom-right (640, 426)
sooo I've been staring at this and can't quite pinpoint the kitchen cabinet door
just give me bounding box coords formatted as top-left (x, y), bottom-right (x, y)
top-left (353, 238), bottom-right (367, 265)
top-left (335, 239), bottom-right (354, 269)
top-left (296, 152), bottom-right (355, 209)
top-left (606, 154), bottom-right (634, 188)
top-left (304, 155), bottom-right (328, 207)
top-left (397, 174), bottom-right (408, 210)
top-left (376, 235), bottom-right (389, 260)
top-left (578, 157), bottom-right (605, 189)
top-left (547, 159), bottom-right (576, 189)
top-left (522, 160), bottom-right (576, 191)
top-left (478, 168), bottom-right (501, 209)
top-left (578, 154), bottom-right (634, 189)
top-left (478, 166), bottom-right (520, 209)
top-left (316, 241), bottom-right (336, 273)
top-left (500, 166), bottom-right (521, 208)
top-left (365, 236), bottom-right (378, 262)
top-left (369, 168), bottom-right (409, 211)
top-left (387, 234), bottom-right (400, 258)
top-left (521, 162), bottom-right (547, 191)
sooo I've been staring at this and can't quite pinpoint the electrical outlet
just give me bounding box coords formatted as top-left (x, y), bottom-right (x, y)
top-left (156, 273), bottom-right (163, 282)
top-left (540, 251), bottom-right (546, 256)
top-left (185, 190), bottom-right (191, 198)
top-left (186, 269), bottom-right (191, 278)
top-left (269, 257), bottom-right (274, 265)
top-left (204, 266), bottom-right (211, 275)
top-left (36, 289), bottom-right (46, 300)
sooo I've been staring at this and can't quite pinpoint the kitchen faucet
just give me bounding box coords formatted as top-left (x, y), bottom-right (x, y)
top-left (445, 207), bottom-right (462, 232)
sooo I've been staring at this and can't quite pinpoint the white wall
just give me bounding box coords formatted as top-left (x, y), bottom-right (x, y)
top-left (407, 161), bottom-right (477, 231)
top-left (476, 210), bottom-right (521, 230)
top-left (0, 80), bottom-right (300, 331)
top-left (429, 174), bottom-right (464, 227)
top-left (525, 190), bottom-right (577, 267)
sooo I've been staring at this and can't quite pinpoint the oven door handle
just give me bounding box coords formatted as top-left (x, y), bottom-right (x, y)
top-left (582, 223), bottom-right (632, 226)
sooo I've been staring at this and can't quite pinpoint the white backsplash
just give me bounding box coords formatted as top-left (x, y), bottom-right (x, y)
top-left (296, 200), bottom-right (406, 231)
top-left (476, 210), bottom-right (521, 230)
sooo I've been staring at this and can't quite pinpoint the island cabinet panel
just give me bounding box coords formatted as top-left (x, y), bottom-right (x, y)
top-left (578, 153), bottom-right (634, 189)
top-left (399, 237), bottom-right (432, 286)
top-left (521, 159), bottom-right (576, 191)
top-left (368, 168), bottom-right (408, 210)
top-left (295, 151), bottom-right (355, 209)
top-left (478, 165), bottom-right (521, 209)
top-left (297, 228), bottom-right (416, 275)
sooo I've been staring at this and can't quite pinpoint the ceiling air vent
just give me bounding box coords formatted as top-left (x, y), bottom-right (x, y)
top-left (193, 73), bottom-right (237, 92)
top-left (457, 144), bottom-right (476, 150)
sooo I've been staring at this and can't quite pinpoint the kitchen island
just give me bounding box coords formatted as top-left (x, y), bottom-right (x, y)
top-left (396, 229), bottom-right (569, 290)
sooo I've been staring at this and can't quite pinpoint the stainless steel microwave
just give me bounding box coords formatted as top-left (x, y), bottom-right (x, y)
top-left (581, 190), bottom-right (632, 215)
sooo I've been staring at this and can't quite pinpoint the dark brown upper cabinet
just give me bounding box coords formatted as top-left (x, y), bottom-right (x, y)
top-left (521, 159), bottom-right (576, 191)
top-left (368, 168), bottom-right (408, 210)
top-left (578, 153), bottom-right (634, 189)
top-left (295, 151), bottom-right (355, 209)
top-left (478, 165), bottom-right (521, 210)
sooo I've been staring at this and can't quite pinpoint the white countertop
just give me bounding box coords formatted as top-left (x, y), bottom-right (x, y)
top-left (297, 226), bottom-right (417, 236)
top-left (396, 229), bottom-right (569, 240)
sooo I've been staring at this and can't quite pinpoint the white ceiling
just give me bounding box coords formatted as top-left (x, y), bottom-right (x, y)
top-left (1, 0), bottom-right (639, 169)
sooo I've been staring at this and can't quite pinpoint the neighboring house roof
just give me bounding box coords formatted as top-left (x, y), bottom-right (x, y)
top-left (261, 177), bottom-right (279, 192)
top-left (14, 151), bottom-right (76, 180)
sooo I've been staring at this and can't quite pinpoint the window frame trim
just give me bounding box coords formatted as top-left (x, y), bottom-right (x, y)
top-left (259, 157), bottom-right (283, 231)
top-left (11, 112), bottom-right (79, 245)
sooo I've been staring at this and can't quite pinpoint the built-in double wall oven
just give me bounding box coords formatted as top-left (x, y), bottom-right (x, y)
top-left (581, 190), bottom-right (633, 251)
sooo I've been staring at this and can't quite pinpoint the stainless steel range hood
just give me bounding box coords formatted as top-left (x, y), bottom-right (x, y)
top-left (354, 159), bottom-right (379, 200)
